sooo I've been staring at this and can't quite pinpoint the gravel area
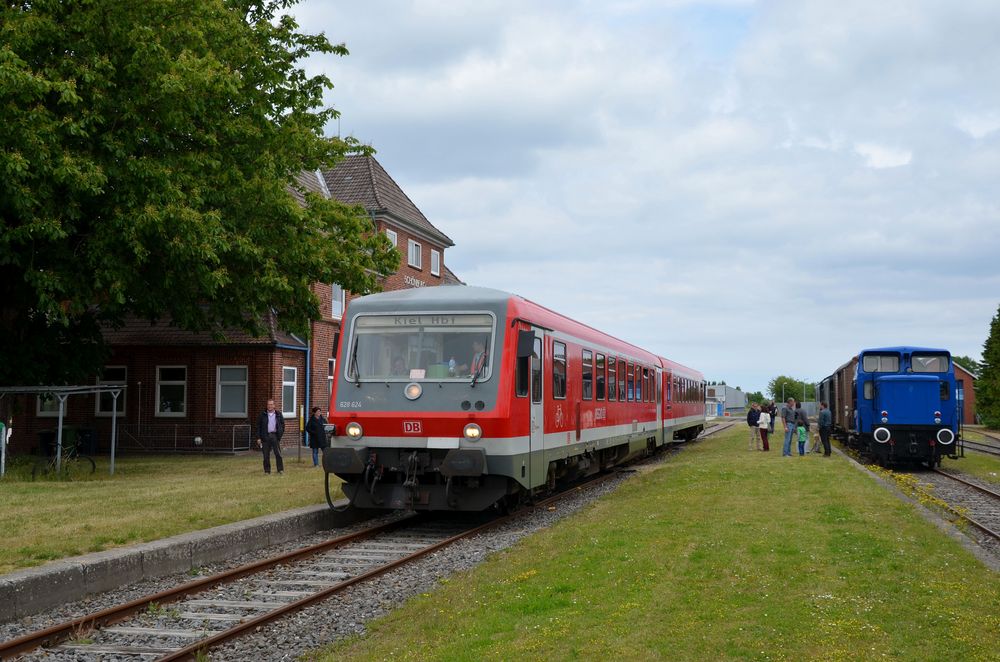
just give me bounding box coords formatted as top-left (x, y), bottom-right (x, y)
top-left (915, 470), bottom-right (1000, 559)
top-left (3, 441), bottom-right (699, 661)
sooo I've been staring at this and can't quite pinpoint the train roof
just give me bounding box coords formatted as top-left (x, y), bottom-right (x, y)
top-left (345, 286), bottom-right (704, 379)
top-left (858, 346), bottom-right (951, 355)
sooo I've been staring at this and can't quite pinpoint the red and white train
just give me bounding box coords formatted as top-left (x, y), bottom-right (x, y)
top-left (324, 286), bottom-right (705, 511)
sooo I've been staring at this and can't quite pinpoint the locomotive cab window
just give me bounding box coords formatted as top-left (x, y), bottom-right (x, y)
top-left (582, 350), bottom-right (593, 400)
top-left (347, 313), bottom-right (495, 382)
top-left (862, 354), bottom-right (899, 373)
top-left (912, 354), bottom-right (948, 373)
top-left (863, 381), bottom-right (873, 399)
top-left (553, 341), bottom-right (567, 399)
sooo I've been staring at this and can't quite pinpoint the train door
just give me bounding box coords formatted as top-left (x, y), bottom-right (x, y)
top-left (655, 367), bottom-right (664, 445)
top-left (529, 329), bottom-right (545, 489)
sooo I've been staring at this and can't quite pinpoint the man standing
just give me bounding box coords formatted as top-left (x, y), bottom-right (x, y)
top-left (818, 401), bottom-right (833, 456)
top-left (746, 403), bottom-right (761, 450)
top-left (256, 399), bottom-right (285, 475)
top-left (782, 398), bottom-right (797, 456)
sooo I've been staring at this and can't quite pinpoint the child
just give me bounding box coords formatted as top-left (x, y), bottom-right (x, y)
top-left (797, 424), bottom-right (808, 456)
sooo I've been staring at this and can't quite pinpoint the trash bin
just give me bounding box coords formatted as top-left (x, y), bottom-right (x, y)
top-left (76, 428), bottom-right (96, 455)
top-left (37, 430), bottom-right (56, 456)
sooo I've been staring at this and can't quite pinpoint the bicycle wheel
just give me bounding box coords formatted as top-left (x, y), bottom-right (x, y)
top-left (63, 455), bottom-right (96, 480)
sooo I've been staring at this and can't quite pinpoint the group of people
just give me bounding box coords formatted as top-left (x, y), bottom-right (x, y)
top-left (254, 399), bottom-right (331, 475)
top-left (746, 399), bottom-right (832, 457)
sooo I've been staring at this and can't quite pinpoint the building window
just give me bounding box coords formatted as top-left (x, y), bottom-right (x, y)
top-left (385, 228), bottom-right (398, 247)
top-left (216, 366), bottom-right (248, 417)
top-left (96, 366), bottom-right (127, 416)
top-left (582, 350), bottom-right (593, 400)
top-left (36, 393), bottom-right (61, 417)
top-left (430, 250), bottom-right (441, 277)
top-left (553, 341), bottom-right (567, 399)
top-left (156, 366), bottom-right (187, 416)
top-left (408, 239), bottom-right (422, 269)
top-left (282, 367), bottom-right (297, 417)
top-left (331, 283), bottom-right (345, 319)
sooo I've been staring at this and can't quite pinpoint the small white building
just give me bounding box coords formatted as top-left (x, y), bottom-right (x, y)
top-left (705, 384), bottom-right (747, 417)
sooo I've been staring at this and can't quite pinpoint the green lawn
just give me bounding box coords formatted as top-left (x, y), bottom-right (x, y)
top-left (941, 446), bottom-right (1000, 486)
top-left (0, 452), bottom-right (338, 574)
top-left (318, 426), bottom-right (1000, 661)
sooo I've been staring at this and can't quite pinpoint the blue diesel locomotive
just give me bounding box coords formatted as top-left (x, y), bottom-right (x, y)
top-left (819, 346), bottom-right (959, 467)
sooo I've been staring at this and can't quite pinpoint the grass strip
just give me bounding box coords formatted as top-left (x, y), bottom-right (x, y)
top-left (0, 453), bottom-right (337, 574)
top-left (317, 426), bottom-right (1000, 661)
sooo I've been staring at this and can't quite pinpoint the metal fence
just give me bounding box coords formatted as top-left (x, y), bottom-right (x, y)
top-left (116, 423), bottom-right (252, 453)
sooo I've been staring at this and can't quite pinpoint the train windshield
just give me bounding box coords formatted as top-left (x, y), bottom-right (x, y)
top-left (911, 354), bottom-right (949, 373)
top-left (347, 313), bottom-right (495, 381)
top-left (861, 353), bottom-right (899, 373)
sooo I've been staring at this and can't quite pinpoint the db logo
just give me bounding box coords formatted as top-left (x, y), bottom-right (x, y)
top-left (403, 421), bottom-right (423, 434)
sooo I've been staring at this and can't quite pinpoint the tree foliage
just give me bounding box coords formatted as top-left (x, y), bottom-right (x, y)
top-left (979, 305), bottom-right (1000, 428)
top-left (0, 0), bottom-right (397, 385)
top-left (767, 375), bottom-right (816, 402)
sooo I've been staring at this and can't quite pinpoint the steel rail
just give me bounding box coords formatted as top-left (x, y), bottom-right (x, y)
top-left (157, 474), bottom-right (619, 661)
top-left (0, 515), bottom-right (416, 659)
top-left (925, 469), bottom-right (1000, 543)
top-left (961, 439), bottom-right (1000, 457)
top-left (932, 468), bottom-right (1000, 501)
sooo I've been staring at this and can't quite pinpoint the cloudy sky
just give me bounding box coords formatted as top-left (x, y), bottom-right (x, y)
top-left (296, 0), bottom-right (999, 394)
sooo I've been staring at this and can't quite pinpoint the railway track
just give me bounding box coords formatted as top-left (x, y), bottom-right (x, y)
top-left (924, 468), bottom-right (1000, 545)
top-left (961, 438), bottom-right (1000, 458)
top-left (1, 471), bottom-right (621, 660)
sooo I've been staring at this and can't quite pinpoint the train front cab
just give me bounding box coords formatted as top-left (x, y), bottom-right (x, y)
top-left (855, 348), bottom-right (958, 467)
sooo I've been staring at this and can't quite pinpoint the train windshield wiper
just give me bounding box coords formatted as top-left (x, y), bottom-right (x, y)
top-left (349, 339), bottom-right (361, 386)
top-left (470, 339), bottom-right (489, 388)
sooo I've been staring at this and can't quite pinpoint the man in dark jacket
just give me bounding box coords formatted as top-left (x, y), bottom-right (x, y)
top-left (746, 403), bottom-right (761, 450)
top-left (306, 406), bottom-right (329, 467)
top-left (817, 401), bottom-right (833, 456)
top-left (255, 399), bottom-right (285, 475)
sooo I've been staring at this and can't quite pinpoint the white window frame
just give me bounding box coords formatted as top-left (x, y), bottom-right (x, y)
top-left (95, 365), bottom-right (127, 416)
top-left (331, 283), bottom-right (345, 320)
top-left (430, 249), bottom-right (441, 277)
top-left (216, 365), bottom-right (248, 418)
top-left (282, 366), bottom-right (297, 417)
top-left (36, 393), bottom-right (61, 417)
top-left (385, 228), bottom-right (397, 247)
top-left (156, 365), bottom-right (187, 417)
top-left (408, 239), bottom-right (422, 269)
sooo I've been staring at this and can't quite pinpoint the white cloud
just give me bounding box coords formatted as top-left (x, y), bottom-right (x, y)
top-left (298, 0), bottom-right (1000, 391)
top-left (853, 142), bottom-right (913, 169)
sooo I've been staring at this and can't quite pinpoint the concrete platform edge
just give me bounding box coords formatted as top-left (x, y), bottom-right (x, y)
top-left (0, 500), bottom-right (372, 623)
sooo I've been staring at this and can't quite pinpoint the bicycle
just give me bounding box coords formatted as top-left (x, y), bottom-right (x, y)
top-left (31, 442), bottom-right (96, 480)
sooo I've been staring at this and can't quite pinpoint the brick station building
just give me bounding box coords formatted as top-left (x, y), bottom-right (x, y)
top-left (6, 155), bottom-right (462, 455)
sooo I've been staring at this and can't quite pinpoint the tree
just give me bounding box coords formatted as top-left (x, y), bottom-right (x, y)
top-left (767, 375), bottom-right (816, 402)
top-left (0, 0), bottom-right (397, 386)
top-left (746, 391), bottom-right (766, 405)
top-left (979, 305), bottom-right (1000, 428)
top-left (953, 355), bottom-right (982, 378)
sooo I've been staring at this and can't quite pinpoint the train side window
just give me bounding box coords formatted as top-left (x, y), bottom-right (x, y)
top-left (863, 381), bottom-right (873, 399)
top-left (531, 338), bottom-right (542, 404)
top-left (619, 359), bottom-right (627, 401)
top-left (656, 373), bottom-right (662, 404)
top-left (607, 356), bottom-right (616, 402)
top-left (596, 353), bottom-right (606, 400)
top-left (642, 368), bottom-right (649, 402)
top-left (553, 341), bottom-right (567, 399)
top-left (939, 381), bottom-right (950, 400)
top-left (627, 362), bottom-right (635, 401)
top-left (582, 350), bottom-right (593, 400)
top-left (634, 365), bottom-right (642, 402)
